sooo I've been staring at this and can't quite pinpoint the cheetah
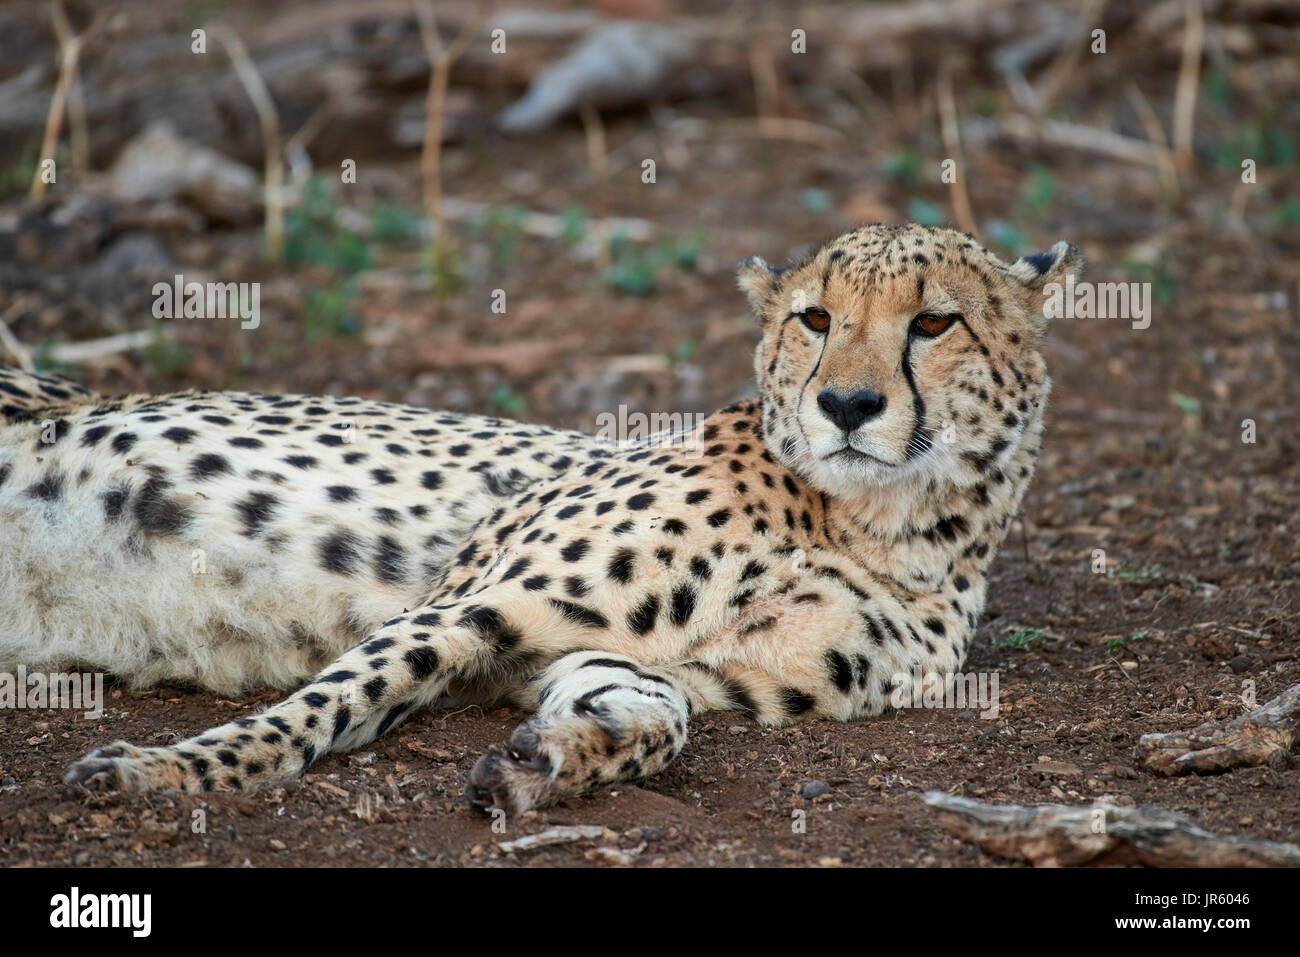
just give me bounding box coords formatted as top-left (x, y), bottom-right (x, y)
top-left (0, 223), bottom-right (1081, 815)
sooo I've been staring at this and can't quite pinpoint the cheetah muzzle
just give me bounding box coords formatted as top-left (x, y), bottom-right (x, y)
top-left (0, 223), bottom-right (1082, 816)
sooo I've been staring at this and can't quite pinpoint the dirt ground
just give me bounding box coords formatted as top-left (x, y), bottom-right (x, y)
top-left (0, 0), bottom-right (1297, 867)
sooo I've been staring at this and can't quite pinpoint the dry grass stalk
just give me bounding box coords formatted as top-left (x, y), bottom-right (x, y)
top-left (208, 24), bottom-right (285, 261)
top-left (579, 99), bottom-right (611, 284)
top-left (414, 0), bottom-right (477, 260)
top-left (30, 0), bottom-right (116, 199)
top-left (936, 60), bottom-right (977, 236)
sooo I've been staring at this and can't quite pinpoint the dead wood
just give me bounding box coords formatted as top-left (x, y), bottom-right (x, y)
top-left (1135, 683), bottom-right (1300, 776)
top-left (925, 791), bottom-right (1300, 867)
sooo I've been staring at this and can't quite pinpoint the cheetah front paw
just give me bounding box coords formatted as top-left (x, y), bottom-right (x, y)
top-left (466, 719), bottom-right (561, 817)
top-left (64, 741), bottom-right (189, 794)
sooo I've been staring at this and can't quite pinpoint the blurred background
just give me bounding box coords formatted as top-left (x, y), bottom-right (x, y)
top-left (0, 0), bottom-right (1297, 601)
top-left (1, 0), bottom-right (1298, 866)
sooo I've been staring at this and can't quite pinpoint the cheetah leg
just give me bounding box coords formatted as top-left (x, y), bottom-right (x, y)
top-left (467, 651), bottom-right (692, 816)
top-left (63, 601), bottom-right (507, 794)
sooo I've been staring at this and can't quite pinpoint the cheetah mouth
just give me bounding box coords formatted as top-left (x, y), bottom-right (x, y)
top-left (826, 446), bottom-right (896, 468)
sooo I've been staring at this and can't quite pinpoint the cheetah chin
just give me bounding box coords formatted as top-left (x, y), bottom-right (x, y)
top-left (0, 222), bottom-right (1082, 814)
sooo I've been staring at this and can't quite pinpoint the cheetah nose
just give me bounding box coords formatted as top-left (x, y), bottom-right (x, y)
top-left (817, 388), bottom-right (887, 433)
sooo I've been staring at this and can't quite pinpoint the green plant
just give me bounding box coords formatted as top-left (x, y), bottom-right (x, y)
top-left (906, 197), bottom-right (945, 228)
top-left (472, 204), bottom-right (528, 266)
top-left (993, 627), bottom-right (1043, 650)
top-left (604, 232), bottom-right (708, 296)
top-left (558, 206), bottom-right (587, 245)
top-left (1125, 257), bottom-right (1178, 305)
top-left (985, 220), bottom-right (1033, 256)
top-left (1109, 563), bottom-right (1161, 584)
top-left (1107, 630), bottom-right (1149, 653)
top-left (371, 203), bottom-right (424, 244)
top-left (140, 331), bottom-right (194, 379)
top-left (283, 175), bottom-right (372, 273)
top-left (881, 150), bottom-right (922, 188)
top-left (304, 278), bottom-right (361, 342)
top-left (424, 241), bottom-right (466, 297)
top-left (1017, 164), bottom-right (1058, 221)
top-left (488, 385), bottom-right (527, 418)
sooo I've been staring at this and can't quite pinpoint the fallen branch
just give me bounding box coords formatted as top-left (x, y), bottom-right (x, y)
top-left (45, 330), bottom-right (161, 364)
top-left (498, 825), bottom-right (606, 855)
top-left (972, 113), bottom-right (1166, 167)
top-left (925, 791), bottom-right (1300, 867)
top-left (0, 306), bottom-right (36, 372)
top-left (1135, 683), bottom-right (1299, 776)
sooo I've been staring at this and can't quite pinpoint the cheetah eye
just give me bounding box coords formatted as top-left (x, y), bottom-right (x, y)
top-left (911, 312), bottom-right (959, 338)
top-left (800, 307), bottom-right (831, 333)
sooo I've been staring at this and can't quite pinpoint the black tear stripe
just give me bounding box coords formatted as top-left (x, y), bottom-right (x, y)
top-left (797, 317), bottom-right (830, 424)
top-left (900, 336), bottom-right (928, 460)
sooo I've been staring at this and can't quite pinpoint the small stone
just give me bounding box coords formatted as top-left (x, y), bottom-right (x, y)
top-left (802, 780), bottom-right (831, 799)
top-left (269, 838), bottom-right (287, 851)
top-left (643, 827), bottom-right (664, 842)
top-left (1228, 655), bottom-right (1253, 674)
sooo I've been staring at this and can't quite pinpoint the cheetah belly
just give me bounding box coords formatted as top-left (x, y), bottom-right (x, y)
top-left (0, 415), bottom-right (520, 694)
top-left (0, 474), bottom-right (452, 694)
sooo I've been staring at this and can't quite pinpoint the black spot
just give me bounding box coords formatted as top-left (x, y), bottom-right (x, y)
top-left (111, 432), bottom-right (137, 454)
top-left (228, 436), bottom-right (263, 449)
top-left (374, 535), bottom-right (407, 583)
top-left (161, 426), bottom-right (197, 444)
top-left (561, 538), bottom-right (590, 562)
top-left (319, 530), bottom-right (363, 575)
top-left (404, 646), bottom-right (440, 680)
top-left (190, 453), bottom-right (232, 480)
top-left (627, 595), bottom-right (660, 635)
top-left (80, 425), bottom-right (110, 447)
top-left (326, 485), bottom-right (357, 503)
top-left (26, 470), bottom-right (63, 501)
top-left (626, 492), bottom-right (656, 510)
top-left (550, 599), bottom-right (609, 629)
top-left (457, 605), bottom-right (521, 650)
top-left (332, 706), bottom-right (352, 743)
top-left (234, 491), bottom-right (278, 537)
top-left (608, 548), bottom-right (636, 584)
top-left (826, 650), bottom-right (853, 693)
top-left (685, 489), bottom-right (711, 505)
top-left (523, 574), bottom-right (551, 591)
top-left (781, 688), bottom-right (815, 716)
top-left (669, 584), bottom-right (696, 626)
top-left (133, 475), bottom-right (192, 536)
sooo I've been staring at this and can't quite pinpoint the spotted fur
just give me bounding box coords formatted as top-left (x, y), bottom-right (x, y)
top-left (0, 223), bottom-right (1081, 814)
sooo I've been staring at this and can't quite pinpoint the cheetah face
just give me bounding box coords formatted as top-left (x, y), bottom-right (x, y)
top-left (738, 224), bottom-right (1082, 499)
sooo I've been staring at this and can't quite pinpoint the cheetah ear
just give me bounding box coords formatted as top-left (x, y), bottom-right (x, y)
top-left (1007, 240), bottom-right (1084, 289)
top-left (736, 256), bottom-right (781, 315)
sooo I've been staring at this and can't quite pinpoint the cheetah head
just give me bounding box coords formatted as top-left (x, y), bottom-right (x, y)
top-left (738, 223), bottom-right (1082, 499)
